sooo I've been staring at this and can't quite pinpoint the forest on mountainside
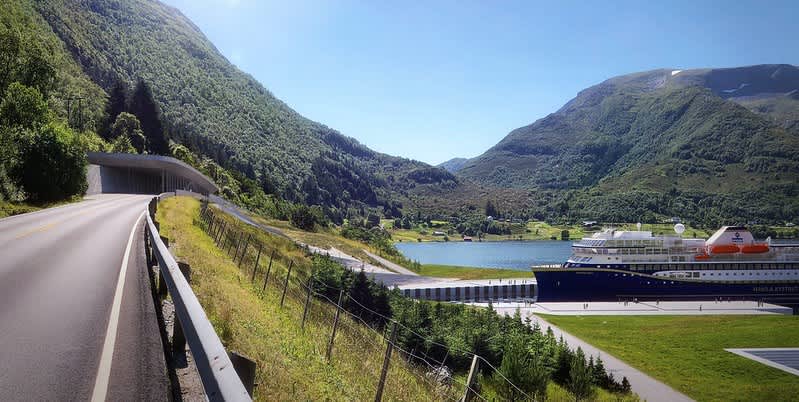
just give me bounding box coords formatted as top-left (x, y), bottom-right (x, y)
top-left (33, 0), bottom-right (458, 221)
top-left (454, 67), bottom-right (799, 226)
top-left (5, 0), bottom-right (798, 229)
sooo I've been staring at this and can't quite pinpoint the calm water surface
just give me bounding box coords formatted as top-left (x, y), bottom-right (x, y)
top-left (395, 241), bottom-right (572, 271)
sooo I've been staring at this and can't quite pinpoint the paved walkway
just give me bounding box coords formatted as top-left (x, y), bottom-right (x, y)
top-left (494, 307), bottom-right (694, 402)
top-left (524, 300), bottom-right (792, 315)
top-left (362, 250), bottom-right (419, 276)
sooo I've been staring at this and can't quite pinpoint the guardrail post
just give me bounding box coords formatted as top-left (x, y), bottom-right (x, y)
top-left (462, 354), bottom-right (480, 402)
top-left (262, 250), bottom-right (275, 292)
top-left (251, 245), bottom-right (262, 283)
top-left (228, 351), bottom-right (257, 397)
top-left (172, 262), bottom-right (192, 356)
top-left (375, 322), bottom-right (398, 402)
top-left (144, 229), bottom-right (152, 268)
top-left (301, 276), bottom-right (313, 331)
top-left (158, 236), bottom-right (170, 299)
top-left (326, 290), bottom-right (345, 362)
top-left (280, 260), bottom-right (293, 308)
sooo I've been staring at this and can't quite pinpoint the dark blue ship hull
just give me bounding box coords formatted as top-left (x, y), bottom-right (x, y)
top-left (534, 269), bottom-right (799, 302)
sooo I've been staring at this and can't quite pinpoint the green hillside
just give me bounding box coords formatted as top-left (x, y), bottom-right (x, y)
top-left (456, 66), bottom-right (799, 225)
top-left (32, 0), bottom-right (457, 215)
top-left (0, 0), bottom-right (110, 206)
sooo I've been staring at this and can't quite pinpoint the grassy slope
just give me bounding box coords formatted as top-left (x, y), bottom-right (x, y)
top-left (541, 314), bottom-right (799, 401)
top-left (157, 197), bottom-right (449, 401)
top-left (159, 197), bottom-right (637, 401)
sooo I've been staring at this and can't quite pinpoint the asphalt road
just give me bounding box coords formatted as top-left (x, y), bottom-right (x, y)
top-left (0, 194), bottom-right (169, 401)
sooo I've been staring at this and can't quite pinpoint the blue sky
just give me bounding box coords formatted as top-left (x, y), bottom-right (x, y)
top-left (163, 0), bottom-right (798, 165)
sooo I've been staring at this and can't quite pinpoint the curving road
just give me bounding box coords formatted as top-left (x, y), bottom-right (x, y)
top-left (0, 194), bottom-right (169, 401)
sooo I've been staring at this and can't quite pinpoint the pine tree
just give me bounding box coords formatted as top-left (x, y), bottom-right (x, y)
top-left (129, 79), bottom-right (169, 155)
top-left (593, 355), bottom-right (608, 388)
top-left (621, 376), bottom-right (632, 394)
top-left (100, 79), bottom-right (128, 139)
top-left (568, 347), bottom-right (594, 401)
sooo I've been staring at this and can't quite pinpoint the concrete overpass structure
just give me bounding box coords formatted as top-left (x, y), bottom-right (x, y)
top-left (87, 152), bottom-right (218, 195)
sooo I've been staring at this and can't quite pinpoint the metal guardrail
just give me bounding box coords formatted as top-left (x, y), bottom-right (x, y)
top-left (145, 197), bottom-right (251, 401)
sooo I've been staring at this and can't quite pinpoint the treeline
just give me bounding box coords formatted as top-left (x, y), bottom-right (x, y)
top-left (35, 0), bottom-right (458, 223)
top-left (99, 79), bottom-right (170, 155)
top-left (309, 255), bottom-right (632, 400)
top-left (0, 17), bottom-right (98, 202)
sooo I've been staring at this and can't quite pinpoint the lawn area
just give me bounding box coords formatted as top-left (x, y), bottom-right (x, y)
top-left (417, 264), bottom-right (532, 280)
top-left (157, 196), bottom-right (451, 401)
top-left (541, 314), bottom-right (799, 401)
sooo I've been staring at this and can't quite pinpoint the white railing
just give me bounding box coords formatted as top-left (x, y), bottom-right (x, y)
top-left (145, 197), bottom-right (251, 401)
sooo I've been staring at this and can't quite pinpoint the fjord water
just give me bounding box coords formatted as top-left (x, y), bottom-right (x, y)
top-left (395, 240), bottom-right (572, 271)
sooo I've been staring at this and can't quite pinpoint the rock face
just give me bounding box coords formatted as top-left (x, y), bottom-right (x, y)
top-left (438, 157), bottom-right (470, 173)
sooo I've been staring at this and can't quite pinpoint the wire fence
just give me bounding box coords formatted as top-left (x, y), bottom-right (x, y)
top-left (196, 202), bottom-right (538, 401)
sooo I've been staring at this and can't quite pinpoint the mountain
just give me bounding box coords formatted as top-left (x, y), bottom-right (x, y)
top-left (456, 65), bottom-right (799, 224)
top-left (30, 0), bottom-right (457, 215)
top-left (438, 157), bottom-right (469, 173)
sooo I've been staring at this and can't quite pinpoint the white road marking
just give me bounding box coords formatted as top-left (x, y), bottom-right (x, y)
top-left (90, 210), bottom-right (146, 402)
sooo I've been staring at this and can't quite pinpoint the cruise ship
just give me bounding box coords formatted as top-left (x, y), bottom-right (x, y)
top-left (533, 225), bottom-right (799, 302)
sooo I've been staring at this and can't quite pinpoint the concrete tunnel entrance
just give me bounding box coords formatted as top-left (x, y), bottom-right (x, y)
top-left (86, 152), bottom-right (219, 196)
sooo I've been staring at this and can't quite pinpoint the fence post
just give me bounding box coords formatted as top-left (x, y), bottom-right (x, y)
top-left (158, 236), bottom-right (169, 299)
top-left (301, 276), bottom-right (313, 331)
top-left (280, 260), bottom-right (294, 308)
top-left (172, 262), bottom-right (192, 356)
top-left (238, 234), bottom-right (251, 266)
top-left (326, 290), bottom-right (345, 362)
top-left (262, 250), bottom-right (275, 292)
top-left (375, 322), bottom-right (398, 402)
top-left (462, 354), bottom-right (480, 402)
top-left (251, 245), bottom-right (262, 283)
top-left (216, 222), bottom-right (226, 244)
top-left (228, 231), bottom-right (239, 255)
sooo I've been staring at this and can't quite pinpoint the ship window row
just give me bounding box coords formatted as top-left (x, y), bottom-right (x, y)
top-left (704, 271), bottom-right (798, 276)
top-left (631, 263), bottom-right (799, 271)
top-left (575, 247), bottom-right (704, 255)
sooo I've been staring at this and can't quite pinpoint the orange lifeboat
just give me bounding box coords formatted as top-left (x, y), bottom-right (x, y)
top-left (741, 244), bottom-right (769, 254)
top-left (694, 253), bottom-right (710, 260)
top-left (710, 244), bottom-right (740, 254)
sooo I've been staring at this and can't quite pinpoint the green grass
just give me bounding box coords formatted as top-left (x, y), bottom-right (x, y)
top-left (0, 201), bottom-right (40, 218)
top-left (0, 196), bottom-right (83, 219)
top-left (158, 197), bottom-right (452, 401)
top-left (389, 220), bottom-right (716, 243)
top-left (416, 264), bottom-right (532, 280)
top-left (540, 314), bottom-right (799, 401)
